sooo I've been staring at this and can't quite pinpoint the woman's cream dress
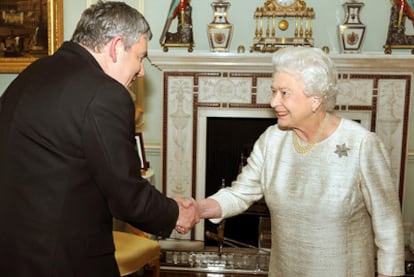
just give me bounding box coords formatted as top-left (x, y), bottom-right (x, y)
top-left (209, 118), bottom-right (405, 277)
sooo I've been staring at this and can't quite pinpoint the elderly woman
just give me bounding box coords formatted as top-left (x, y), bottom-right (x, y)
top-left (193, 47), bottom-right (405, 277)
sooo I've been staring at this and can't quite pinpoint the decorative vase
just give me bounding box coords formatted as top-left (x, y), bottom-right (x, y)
top-left (338, 0), bottom-right (366, 53)
top-left (207, 0), bottom-right (233, 52)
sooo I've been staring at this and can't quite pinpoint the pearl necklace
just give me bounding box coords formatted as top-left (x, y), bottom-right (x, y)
top-left (292, 113), bottom-right (330, 154)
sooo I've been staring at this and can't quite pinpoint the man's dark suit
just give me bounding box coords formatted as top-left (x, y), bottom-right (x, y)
top-left (0, 41), bottom-right (178, 277)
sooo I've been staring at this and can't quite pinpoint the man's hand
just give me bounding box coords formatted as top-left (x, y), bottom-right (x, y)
top-left (174, 197), bottom-right (200, 234)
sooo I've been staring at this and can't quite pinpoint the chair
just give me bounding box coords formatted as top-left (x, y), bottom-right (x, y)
top-left (113, 226), bottom-right (160, 277)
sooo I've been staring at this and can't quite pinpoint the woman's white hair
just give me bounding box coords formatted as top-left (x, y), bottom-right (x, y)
top-left (272, 47), bottom-right (338, 112)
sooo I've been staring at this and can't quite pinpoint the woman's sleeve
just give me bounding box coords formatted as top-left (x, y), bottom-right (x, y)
top-left (359, 132), bottom-right (405, 276)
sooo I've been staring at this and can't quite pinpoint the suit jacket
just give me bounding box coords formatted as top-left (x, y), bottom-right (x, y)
top-left (0, 42), bottom-right (178, 277)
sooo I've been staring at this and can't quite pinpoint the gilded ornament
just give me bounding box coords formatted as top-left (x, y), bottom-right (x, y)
top-left (278, 19), bottom-right (289, 31)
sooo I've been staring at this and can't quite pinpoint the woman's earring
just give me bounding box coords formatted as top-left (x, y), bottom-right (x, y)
top-left (311, 101), bottom-right (317, 112)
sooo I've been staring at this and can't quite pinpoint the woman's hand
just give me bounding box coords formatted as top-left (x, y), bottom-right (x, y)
top-left (174, 197), bottom-right (200, 234)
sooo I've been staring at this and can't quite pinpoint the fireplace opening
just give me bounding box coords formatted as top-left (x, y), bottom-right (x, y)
top-left (204, 117), bottom-right (277, 248)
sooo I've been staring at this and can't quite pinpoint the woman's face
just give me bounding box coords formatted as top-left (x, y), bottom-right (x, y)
top-left (270, 71), bottom-right (314, 129)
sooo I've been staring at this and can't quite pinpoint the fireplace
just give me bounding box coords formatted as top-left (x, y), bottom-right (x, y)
top-left (151, 52), bottom-right (412, 243)
top-left (203, 116), bottom-right (276, 247)
top-left (195, 107), bottom-right (276, 242)
top-left (204, 117), bottom-right (277, 200)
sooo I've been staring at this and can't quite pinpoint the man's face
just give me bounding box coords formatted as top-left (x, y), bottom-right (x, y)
top-left (112, 36), bottom-right (148, 88)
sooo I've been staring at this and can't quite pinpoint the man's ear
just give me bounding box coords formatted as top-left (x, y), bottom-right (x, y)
top-left (109, 36), bottom-right (123, 63)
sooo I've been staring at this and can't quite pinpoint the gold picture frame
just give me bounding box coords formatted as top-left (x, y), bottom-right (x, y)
top-left (134, 0), bottom-right (145, 130)
top-left (0, 0), bottom-right (64, 73)
top-left (129, 77), bottom-right (145, 131)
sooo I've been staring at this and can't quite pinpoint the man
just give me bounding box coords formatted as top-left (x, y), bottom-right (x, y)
top-left (0, 1), bottom-right (198, 276)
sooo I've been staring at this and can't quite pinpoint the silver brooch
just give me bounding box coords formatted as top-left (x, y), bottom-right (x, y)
top-left (335, 143), bottom-right (350, 158)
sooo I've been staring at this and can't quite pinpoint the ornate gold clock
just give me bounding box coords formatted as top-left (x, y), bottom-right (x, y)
top-left (250, 0), bottom-right (315, 53)
top-left (275, 0), bottom-right (297, 7)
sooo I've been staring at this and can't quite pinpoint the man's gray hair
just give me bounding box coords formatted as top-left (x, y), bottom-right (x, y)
top-left (71, 1), bottom-right (152, 52)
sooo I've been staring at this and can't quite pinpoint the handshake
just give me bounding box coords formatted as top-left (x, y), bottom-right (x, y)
top-left (173, 196), bottom-right (221, 234)
top-left (174, 197), bottom-right (201, 234)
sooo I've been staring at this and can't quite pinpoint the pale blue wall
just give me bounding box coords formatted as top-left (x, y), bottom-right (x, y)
top-left (0, 0), bottom-right (413, 223)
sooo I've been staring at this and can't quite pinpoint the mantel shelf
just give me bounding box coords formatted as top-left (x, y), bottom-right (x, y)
top-left (149, 50), bottom-right (414, 73)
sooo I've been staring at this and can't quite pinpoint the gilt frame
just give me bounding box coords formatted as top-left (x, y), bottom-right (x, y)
top-left (132, 0), bottom-right (145, 130)
top-left (0, 0), bottom-right (64, 73)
